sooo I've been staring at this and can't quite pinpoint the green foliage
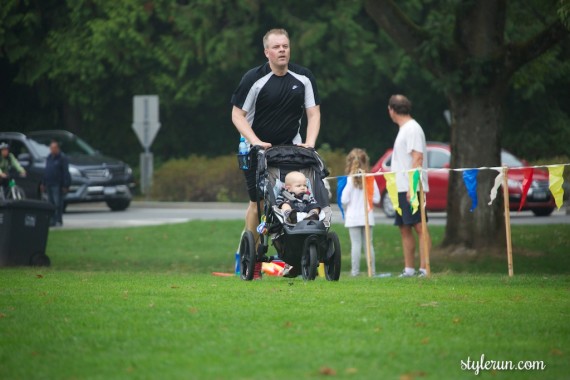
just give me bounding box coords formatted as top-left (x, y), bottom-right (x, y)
top-left (560, 0), bottom-right (570, 28)
top-left (0, 0), bottom-right (568, 166)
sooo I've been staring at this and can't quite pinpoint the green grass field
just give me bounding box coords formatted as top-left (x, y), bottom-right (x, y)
top-left (1, 221), bottom-right (569, 379)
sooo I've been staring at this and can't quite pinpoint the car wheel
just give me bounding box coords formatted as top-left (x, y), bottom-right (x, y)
top-left (531, 208), bottom-right (554, 217)
top-left (106, 199), bottom-right (131, 212)
top-left (381, 191), bottom-right (396, 218)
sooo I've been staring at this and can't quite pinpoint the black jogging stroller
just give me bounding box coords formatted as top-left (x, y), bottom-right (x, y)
top-left (239, 145), bottom-right (341, 281)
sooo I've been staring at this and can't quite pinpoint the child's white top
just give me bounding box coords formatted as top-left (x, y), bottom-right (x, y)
top-left (341, 176), bottom-right (380, 227)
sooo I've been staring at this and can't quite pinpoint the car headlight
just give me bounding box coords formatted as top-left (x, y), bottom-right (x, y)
top-left (125, 166), bottom-right (133, 176)
top-left (69, 166), bottom-right (82, 177)
top-left (507, 179), bottom-right (522, 189)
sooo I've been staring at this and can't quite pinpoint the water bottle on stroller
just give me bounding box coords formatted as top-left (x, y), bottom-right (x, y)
top-left (237, 137), bottom-right (250, 170)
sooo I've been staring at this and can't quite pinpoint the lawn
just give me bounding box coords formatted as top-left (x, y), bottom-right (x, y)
top-left (1, 222), bottom-right (569, 379)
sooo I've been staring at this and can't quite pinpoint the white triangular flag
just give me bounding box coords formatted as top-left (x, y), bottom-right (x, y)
top-left (488, 170), bottom-right (504, 205)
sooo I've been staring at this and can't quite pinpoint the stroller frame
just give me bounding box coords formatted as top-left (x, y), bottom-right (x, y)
top-left (239, 145), bottom-right (341, 281)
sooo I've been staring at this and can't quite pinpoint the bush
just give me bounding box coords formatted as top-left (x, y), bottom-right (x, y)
top-left (151, 148), bottom-right (350, 202)
top-left (152, 155), bottom-right (248, 202)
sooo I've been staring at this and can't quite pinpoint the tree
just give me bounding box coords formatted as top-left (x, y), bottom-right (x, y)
top-left (1, 0), bottom-right (568, 190)
top-left (364, 0), bottom-right (569, 251)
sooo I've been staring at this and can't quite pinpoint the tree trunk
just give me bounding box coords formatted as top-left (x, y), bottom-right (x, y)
top-left (61, 102), bottom-right (82, 134)
top-left (443, 89), bottom-right (506, 251)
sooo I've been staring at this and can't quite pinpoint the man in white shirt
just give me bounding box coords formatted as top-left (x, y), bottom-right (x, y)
top-left (388, 94), bottom-right (431, 277)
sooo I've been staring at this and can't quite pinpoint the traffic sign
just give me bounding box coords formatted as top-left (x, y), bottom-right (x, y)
top-left (132, 95), bottom-right (161, 149)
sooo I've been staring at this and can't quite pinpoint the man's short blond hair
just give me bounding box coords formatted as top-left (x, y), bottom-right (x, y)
top-left (263, 28), bottom-right (289, 48)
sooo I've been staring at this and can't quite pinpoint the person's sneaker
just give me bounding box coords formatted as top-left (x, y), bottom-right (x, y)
top-left (253, 262), bottom-right (263, 280)
top-left (398, 270), bottom-right (417, 278)
top-left (417, 270), bottom-right (427, 278)
top-left (282, 264), bottom-right (299, 278)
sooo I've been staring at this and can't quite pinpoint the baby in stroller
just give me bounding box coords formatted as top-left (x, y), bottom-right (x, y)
top-left (276, 171), bottom-right (321, 224)
top-left (238, 145), bottom-right (341, 281)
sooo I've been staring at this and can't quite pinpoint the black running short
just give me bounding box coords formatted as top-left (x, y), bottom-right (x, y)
top-left (394, 192), bottom-right (428, 226)
top-left (243, 151), bottom-right (261, 202)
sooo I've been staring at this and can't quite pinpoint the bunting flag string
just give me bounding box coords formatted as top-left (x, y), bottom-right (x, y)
top-left (384, 172), bottom-right (402, 216)
top-left (488, 170), bottom-right (503, 206)
top-left (324, 163), bottom-right (568, 213)
top-left (548, 166), bottom-right (565, 209)
top-left (462, 169), bottom-right (479, 211)
top-left (324, 163), bottom-right (570, 181)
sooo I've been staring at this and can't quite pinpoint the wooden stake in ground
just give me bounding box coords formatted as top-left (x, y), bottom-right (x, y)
top-left (418, 172), bottom-right (431, 277)
top-left (501, 166), bottom-right (514, 277)
top-left (361, 171), bottom-right (373, 278)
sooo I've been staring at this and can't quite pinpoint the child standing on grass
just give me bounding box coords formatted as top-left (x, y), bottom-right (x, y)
top-left (341, 148), bottom-right (380, 277)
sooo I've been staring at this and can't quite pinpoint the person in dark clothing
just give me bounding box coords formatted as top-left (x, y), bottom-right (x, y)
top-left (41, 141), bottom-right (71, 227)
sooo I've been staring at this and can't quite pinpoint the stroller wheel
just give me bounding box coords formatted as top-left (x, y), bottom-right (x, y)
top-left (239, 231), bottom-right (256, 281)
top-left (301, 243), bottom-right (318, 281)
top-left (325, 232), bottom-right (341, 281)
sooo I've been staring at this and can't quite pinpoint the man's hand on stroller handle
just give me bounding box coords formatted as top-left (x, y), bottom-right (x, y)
top-left (296, 143), bottom-right (314, 149)
top-left (252, 140), bottom-right (272, 149)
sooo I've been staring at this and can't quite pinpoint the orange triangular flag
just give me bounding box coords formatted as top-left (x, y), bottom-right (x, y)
top-left (366, 176), bottom-right (375, 211)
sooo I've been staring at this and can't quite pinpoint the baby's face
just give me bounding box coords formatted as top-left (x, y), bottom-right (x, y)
top-left (286, 179), bottom-right (308, 195)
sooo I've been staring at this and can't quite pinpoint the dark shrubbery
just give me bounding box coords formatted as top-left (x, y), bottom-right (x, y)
top-left (152, 155), bottom-right (248, 202)
top-left (151, 148), bottom-right (350, 202)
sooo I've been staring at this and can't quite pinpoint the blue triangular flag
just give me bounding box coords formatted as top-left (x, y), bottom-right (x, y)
top-left (462, 169), bottom-right (479, 212)
top-left (337, 176), bottom-right (347, 219)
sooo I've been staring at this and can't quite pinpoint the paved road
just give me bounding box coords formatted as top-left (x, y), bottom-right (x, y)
top-left (61, 201), bottom-right (570, 229)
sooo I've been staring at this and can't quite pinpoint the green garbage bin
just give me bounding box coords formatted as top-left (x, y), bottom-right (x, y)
top-left (0, 200), bottom-right (55, 267)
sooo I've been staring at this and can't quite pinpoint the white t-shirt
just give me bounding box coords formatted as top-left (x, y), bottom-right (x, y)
top-left (391, 119), bottom-right (429, 192)
top-left (341, 177), bottom-right (380, 227)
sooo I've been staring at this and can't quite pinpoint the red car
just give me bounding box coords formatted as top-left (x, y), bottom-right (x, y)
top-left (371, 142), bottom-right (556, 217)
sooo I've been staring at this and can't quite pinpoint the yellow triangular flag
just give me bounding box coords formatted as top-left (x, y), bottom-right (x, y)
top-left (548, 165), bottom-right (565, 210)
top-left (384, 172), bottom-right (402, 216)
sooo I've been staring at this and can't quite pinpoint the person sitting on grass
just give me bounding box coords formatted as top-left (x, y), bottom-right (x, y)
top-left (276, 171), bottom-right (320, 224)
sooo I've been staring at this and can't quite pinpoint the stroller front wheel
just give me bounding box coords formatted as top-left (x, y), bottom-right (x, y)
top-left (239, 231), bottom-right (256, 281)
top-left (301, 243), bottom-right (318, 281)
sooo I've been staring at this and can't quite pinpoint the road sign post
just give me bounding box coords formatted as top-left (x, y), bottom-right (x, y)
top-left (132, 95), bottom-right (160, 197)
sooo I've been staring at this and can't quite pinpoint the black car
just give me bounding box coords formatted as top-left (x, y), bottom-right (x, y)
top-left (0, 130), bottom-right (135, 211)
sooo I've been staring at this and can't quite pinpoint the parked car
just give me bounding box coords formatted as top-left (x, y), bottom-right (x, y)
top-left (371, 142), bottom-right (556, 217)
top-left (0, 130), bottom-right (135, 211)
